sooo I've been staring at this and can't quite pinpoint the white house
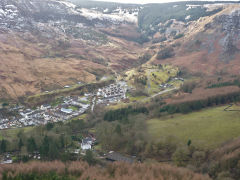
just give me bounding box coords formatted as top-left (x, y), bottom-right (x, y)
top-left (81, 137), bottom-right (94, 150)
top-left (81, 143), bottom-right (91, 150)
top-left (60, 108), bottom-right (73, 114)
top-left (41, 104), bottom-right (51, 110)
top-left (1, 159), bottom-right (13, 164)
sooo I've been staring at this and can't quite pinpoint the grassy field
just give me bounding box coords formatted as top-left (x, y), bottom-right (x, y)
top-left (129, 95), bottom-right (148, 102)
top-left (147, 105), bottom-right (240, 149)
top-left (0, 127), bottom-right (33, 140)
top-left (70, 114), bottom-right (88, 123)
top-left (123, 64), bottom-right (179, 95)
top-left (69, 106), bottom-right (78, 111)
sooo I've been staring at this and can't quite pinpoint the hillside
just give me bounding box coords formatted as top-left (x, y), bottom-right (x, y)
top-left (145, 3), bottom-right (240, 104)
top-left (0, 0), bottom-right (145, 100)
top-left (0, 1), bottom-right (239, 101)
top-left (164, 4), bottom-right (240, 76)
top-left (144, 3), bottom-right (240, 76)
top-left (0, 1), bottom-right (240, 179)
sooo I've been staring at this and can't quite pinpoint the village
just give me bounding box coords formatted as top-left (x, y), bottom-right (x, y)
top-left (0, 79), bottom-right (178, 164)
top-left (0, 96), bottom-right (90, 130)
top-left (0, 77), bottom-right (181, 130)
top-left (0, 81), bottom-right (130, 164)
top-left (0, 81), bottom-right (129, 130)
top-left (96, 81), bottom-right (128, 105)
top-left (0, 81), bottom-right (135, 164)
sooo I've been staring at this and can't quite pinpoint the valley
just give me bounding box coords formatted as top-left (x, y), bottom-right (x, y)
top-left (0, 0), bottom-right (240, 180)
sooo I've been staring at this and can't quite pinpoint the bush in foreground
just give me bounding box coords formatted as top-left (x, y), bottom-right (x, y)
top-left (0, 161), bottom-right (211, 180)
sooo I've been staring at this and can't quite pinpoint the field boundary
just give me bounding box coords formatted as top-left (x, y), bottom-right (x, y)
top-left (224, 104), bottom-right (240, 112)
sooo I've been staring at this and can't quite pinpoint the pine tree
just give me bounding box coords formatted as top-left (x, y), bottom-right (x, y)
top-left (18, 138), bottom-right (24, 150)
top-left (27, 137), bottom-right (37, 153)
top-left (40, 136), bottom-right (50, 158)
top-left (0, 139), bottom-right (7, 153)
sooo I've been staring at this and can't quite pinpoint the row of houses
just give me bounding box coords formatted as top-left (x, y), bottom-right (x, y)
top-left (96, 81), bottom-right (128, 105)
top-left (160, 83), bottom-right (173, 88)
top-left (0, 82), bottom-right (128, 130)
top-left (0, 95), bottom-right (91, 130)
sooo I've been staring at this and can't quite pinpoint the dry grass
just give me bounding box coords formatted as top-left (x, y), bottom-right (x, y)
top-left (0, 29), bottom-right (143, 100)
top-left (0, 161), bottom-right (211, 180)
top-left (151, 5), bottom-right (240, 78)
top-left (211, 137), bottom-right (240, 161)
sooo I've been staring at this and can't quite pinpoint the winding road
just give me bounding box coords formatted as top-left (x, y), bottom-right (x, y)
top-left (142, 87), bottom-right (178, 102)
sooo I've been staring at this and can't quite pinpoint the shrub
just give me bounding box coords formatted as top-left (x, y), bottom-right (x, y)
top-left (0, 161), bottom-right (211, 180)
top-left (174, 33), bottom-right (184, 39)
top-left (134, 76), bottom-right (147, 86)
top-left (84, 150), bottom-right (96, 165)
top-left (180, 82), bottom-right (196, 93)
top-left (192, 151), bottom-right (206, 168)
top-left (139, 54), bottom-right (152, 64)
top-left (152, 36), bottom-right (167, 44)
top-left (2, 102), bottom-right (9, 107)
top-left (172, 147), bottom-right (190, 167)
top-left (157, 47), bottom-right (175, 60)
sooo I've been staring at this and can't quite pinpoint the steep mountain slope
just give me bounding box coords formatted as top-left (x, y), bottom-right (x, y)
top-left (0, 0), bottom-right (143, 100)
top-left (151, 4), bottom-right (240, 77)
top-left (0, 0), bottom-right (239, 100)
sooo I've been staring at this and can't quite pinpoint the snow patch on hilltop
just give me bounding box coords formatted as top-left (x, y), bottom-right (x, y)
top-left (80, 8), bottom-right (138, 24)
top-left (58, 1), bottom-right (76, 9)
